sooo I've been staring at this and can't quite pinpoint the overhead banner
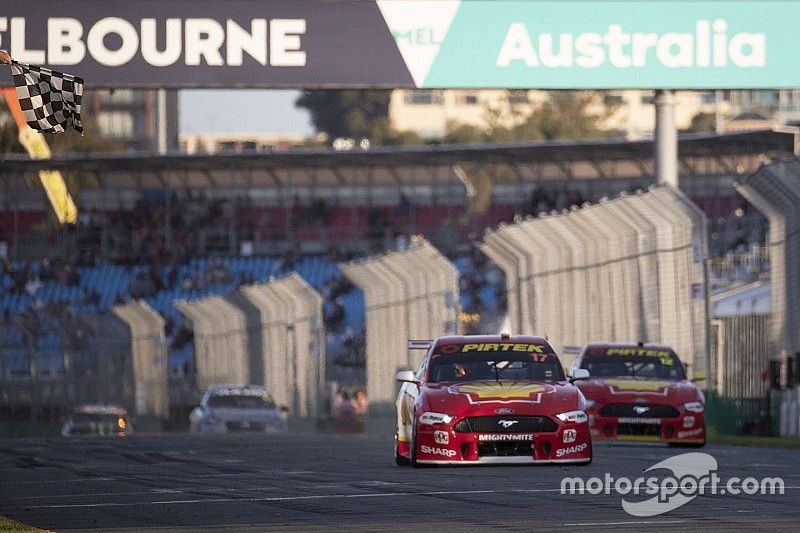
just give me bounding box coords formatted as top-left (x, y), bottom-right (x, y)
top-left (1, 0), bottom-right (799, 89)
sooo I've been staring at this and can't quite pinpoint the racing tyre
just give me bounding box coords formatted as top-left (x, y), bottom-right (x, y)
top-left (394, 433), bottom-right (410, 466)
top-left (410, 417), bottom-right (420, 467)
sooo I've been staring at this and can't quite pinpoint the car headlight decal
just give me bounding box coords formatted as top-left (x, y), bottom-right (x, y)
top-left (556, 410), bottom-right (588, 423)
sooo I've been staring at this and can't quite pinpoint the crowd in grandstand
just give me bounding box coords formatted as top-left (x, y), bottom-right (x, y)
top-left (0, 184), bottom-right (771, 405)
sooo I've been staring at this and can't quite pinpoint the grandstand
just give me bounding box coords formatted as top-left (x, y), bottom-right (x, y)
top-left (0, 130), bottom-right (793, 432)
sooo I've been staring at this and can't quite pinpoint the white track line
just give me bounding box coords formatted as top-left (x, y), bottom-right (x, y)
top-left (562, 520), bottom-right (689, 526)
top-left (13, 485), bottom-right (800, 510)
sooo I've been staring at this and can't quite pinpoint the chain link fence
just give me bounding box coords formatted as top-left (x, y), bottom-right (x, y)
top-left (482, 185), bottom-right (710, 376)
top-left (737, 158), bottom-right (800, 361)
top-left (177, 274), bottom-right (326, 420)
top-left (340, 238), bottom-right (460, 413)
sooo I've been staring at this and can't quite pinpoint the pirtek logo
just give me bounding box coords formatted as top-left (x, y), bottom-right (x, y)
top-left (498, 419), bottom-right (519, 429)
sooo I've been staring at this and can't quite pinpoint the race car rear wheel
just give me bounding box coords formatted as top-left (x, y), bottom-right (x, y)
top-left (394, 432), bottom-right (410, 466)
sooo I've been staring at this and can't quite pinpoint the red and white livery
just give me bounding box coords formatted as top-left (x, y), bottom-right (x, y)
top-left (394, 334), bottom-right (592, 466)
top-left (572, 342), bottom-right (706, 446)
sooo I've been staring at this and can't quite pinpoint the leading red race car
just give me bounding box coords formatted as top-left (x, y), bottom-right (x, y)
top-left (394, 334), bottom-right (592, 466)
top-left (572, 342), bottom-right (706, 446)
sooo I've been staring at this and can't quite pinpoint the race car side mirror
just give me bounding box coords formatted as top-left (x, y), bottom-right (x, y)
top-left (396, 370), bottom-right (419, 385)
top-left (691, 371), bottom-right (706, 382)
top-left (569, 369), bottom-right (590, 383)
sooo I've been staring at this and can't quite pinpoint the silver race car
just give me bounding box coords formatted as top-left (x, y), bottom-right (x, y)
top-left (189, 385), bottom-right (289, 434)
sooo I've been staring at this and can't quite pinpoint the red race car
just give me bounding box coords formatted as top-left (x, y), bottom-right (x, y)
top-left (572, 342), bottom-right (706, 446)
top-left (394, 334), bottom-right (592, 466)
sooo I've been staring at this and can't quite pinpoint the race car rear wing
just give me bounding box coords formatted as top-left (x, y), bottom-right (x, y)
top-left (408, 339), bottom-right (433, 350)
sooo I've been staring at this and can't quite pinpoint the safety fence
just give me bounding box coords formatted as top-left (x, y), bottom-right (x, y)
top-left (481, 185), bottom-right (710, 377)
top-left (108, 301), bottom-right (168, 419)
top-left (711, 314), bottom-right (770, 398)
top-left (0, 300), bottom-right (167, 435)
top-left (175, 274), bottom-right (326, 419)
top-left (340, 238), bottom-right (460, 411)
top-left (0, 275), bottom-right (326, 434)
top-left (737, 158), bottom-right (800, 362)
top-left (228, 274), bottom-right (325, 419)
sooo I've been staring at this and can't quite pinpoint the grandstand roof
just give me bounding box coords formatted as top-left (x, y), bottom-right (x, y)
top-left (0, 129), bottom-right (792, 191)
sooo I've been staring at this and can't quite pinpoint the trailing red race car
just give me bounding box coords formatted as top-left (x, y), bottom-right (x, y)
top-left (571, 342), bottom-right (706, 446)
top-left (394, 334), bottom-right (592, 466)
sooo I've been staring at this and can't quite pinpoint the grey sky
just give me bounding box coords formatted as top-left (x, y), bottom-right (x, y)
top-left (179, 89), bottom-right (313, 135)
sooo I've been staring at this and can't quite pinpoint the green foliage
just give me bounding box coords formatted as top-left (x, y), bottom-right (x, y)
top-left (684, 112), bottom-right (717, 133)
top-left (445, 91), bottom-right (611, 143)
top-left (0, 116), bottom-right (124, 155)
top-left (296, 89), bottom-right (391, 140)
top-left (296, 89), bottom-right (423, 146)
top-left (0, 120), bottom-right (25, 154)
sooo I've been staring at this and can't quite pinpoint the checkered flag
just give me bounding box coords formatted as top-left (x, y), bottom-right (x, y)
top-left (10, 61), bottom-right (83, 134)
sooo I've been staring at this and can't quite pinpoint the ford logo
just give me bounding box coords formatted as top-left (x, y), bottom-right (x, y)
top-left (494, 407), bottom-right (515, 415)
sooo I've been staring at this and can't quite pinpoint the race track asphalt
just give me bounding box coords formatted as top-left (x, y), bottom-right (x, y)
top-left (0, 431), bottom-right (798, 532)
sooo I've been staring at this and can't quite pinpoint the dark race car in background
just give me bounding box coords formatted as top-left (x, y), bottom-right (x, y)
top-left (572, 342), bottom-right (706, 446)
top-left (395, 334), bottom-right (592, 466)
top-left (61, 404), bottom-right (133, 437)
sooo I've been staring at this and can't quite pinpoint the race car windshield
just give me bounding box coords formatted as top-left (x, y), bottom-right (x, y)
top-left (207, 394), bottom-right (276, 409)
top-left (68, 414), bottom-right (127, 434)
top-left (580, 350), bottom-right (687, 380)
top-left (428, 344), bottom-right (565, 383)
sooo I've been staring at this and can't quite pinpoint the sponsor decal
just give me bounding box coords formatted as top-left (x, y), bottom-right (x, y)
top-left (419, 412), bottom-right (453, 425)
top-left (420, 444), bottom-right (457, 457)
top-left (563, 428), bottom-right (577, 443)
top-left (605, 348), bottom-right (675, 366)
top-left (498, 419), bottom-right (519, 429)
top-left (633, 406), bottom-right (651, 415)
top-left (677, 427), bottom-right (704, 439)
top-left (556, 443), bottom-right (588, 458)
top-left (451, 381), bottom-right (549, 403)
top-left (494, 407), bottom-right (515, 415)
top-left (434, 430), bottom-right (449, 444)
top-left (461, 342), bottom-right (548, 353)
top-left (604, 379), bottom-right (671, 393)
top-left (479, 433), bottom-right (533, 442)
top-left (618, 417), bottom-right (662, 424)
top-left (683, 416), bottom-right (695, 429)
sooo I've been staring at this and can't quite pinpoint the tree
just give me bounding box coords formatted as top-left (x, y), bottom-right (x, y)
top-left (445, 91), bottom-right (612, 144)
top-left (296, 89), bottom-right (422, 146)
top-left (684, 112), bottom-right (716, 133)
top-left (0, 116), bottom-right (124, 155)
top-left (296, 90), bottom-right (390, 140)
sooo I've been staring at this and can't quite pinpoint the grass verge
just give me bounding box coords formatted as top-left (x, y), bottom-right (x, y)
top-left (0, 516), bottom-right (47, 532)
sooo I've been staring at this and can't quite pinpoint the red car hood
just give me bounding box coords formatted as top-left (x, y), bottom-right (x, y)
top-left (576, 378), bottom-right (702, 405)
top-left (421, 380), bottom-right (584, 416)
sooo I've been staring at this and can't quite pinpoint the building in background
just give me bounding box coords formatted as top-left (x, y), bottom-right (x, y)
top-left (180, 132), bottom-right (311, 154)
top-left (389, 89), bottom-right (800, 141)
top-left (83, 89), bottom-right (179, 152)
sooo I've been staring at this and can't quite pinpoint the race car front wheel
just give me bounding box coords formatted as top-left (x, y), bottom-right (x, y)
top-left (410, 417), bottom-right (420, 467)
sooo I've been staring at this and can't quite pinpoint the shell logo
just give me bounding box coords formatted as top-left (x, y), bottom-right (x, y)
top-left (604, 379), bottom-right (670, 393)
top-left (450, 381), bottom-right (548, 402)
